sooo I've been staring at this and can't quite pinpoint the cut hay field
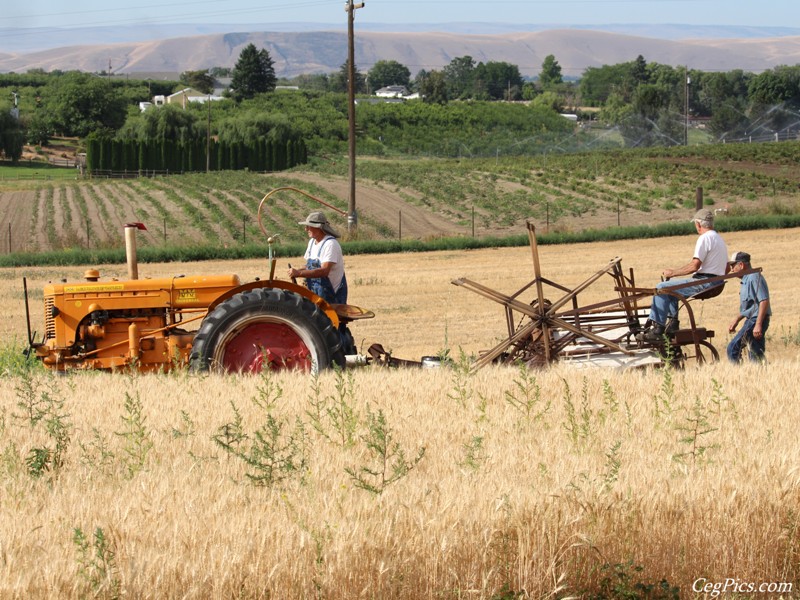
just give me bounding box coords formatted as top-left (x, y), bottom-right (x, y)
top-left (1, 228), bottom-right (799, 598)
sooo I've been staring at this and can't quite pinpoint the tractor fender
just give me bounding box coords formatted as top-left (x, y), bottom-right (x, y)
top-left (207, 279), bottom-right (340, 328)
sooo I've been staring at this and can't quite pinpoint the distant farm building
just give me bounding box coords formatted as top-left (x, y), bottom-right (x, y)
top-left (142, 89), bottom-right (227, 110)
top-left (163, 88), bottom-right (224, 108)
top-left (375, 85), bottom-right (410, 98)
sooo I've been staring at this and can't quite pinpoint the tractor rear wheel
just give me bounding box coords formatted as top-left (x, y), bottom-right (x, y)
top-left (190, 288), bottom-right (345, 373)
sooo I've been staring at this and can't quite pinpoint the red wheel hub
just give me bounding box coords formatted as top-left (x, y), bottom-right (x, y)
top-left (220, 322), bottom-right (312, 373)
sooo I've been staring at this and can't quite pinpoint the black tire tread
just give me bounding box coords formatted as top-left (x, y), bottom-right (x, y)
top-left (189, 288), bottom-right (344, 373)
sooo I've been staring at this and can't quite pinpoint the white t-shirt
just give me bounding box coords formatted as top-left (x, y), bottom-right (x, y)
top-left (693, 229), bottom-right (728, 275)
top-left (304, 236), bottom-right (345, 290)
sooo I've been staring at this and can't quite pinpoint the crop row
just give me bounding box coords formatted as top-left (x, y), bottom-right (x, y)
top-left (23, 172), bottom-right (390, 252)
top-left (333, 144), bottom-right (799, 226)
top-left (15, 140), bottom-right (800, 253)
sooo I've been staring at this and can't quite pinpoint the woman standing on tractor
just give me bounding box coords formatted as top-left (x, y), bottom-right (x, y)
top-left (288, 211), bottom-right (348, 305)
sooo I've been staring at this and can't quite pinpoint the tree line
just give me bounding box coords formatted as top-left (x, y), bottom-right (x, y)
top-left (1, 41), bottom-right (799, 165)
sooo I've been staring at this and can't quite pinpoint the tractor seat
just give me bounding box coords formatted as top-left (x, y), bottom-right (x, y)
top-left (331, 303), bottom-right (375, 321)
top-left (690, 282), bottom-right (725, 301)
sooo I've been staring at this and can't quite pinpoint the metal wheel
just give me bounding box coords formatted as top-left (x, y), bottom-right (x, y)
top-left (190, 288), bottom-right (345, 373)
top-left (676, 340), bottom-right (720, 366)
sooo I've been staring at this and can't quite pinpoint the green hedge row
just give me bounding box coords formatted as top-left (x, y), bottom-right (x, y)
top-left (3, 214), bottom-right (798, 269)
top-left (85, 137), bottom-right (308, 173)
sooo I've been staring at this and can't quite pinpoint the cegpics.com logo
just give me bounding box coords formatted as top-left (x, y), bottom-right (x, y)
top-left (693, 578), bottom-right (793, 598)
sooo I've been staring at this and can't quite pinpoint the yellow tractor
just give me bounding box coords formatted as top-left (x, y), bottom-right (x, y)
top-left (26, 190), bottom-right (374, 374)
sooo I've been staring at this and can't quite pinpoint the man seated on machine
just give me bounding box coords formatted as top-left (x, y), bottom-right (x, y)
top-left (636, 208), bottom-right (729, 343)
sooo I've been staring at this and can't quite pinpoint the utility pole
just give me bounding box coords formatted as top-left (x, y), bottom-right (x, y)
top-left (206, 95), bottom-right (211, 173)
top-left (345, 0), bottom-right (364, 234)
top-left (684, 67), bottom-right (691, 146)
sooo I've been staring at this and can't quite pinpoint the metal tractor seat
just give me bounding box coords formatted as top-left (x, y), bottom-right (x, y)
top-left (688, 281), bottom-right (726, 301)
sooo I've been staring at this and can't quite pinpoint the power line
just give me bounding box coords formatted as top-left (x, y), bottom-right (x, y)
top-left (0, 0), bottom-right (332, 26)
top-left (0, 0), bottom-right (218, 22)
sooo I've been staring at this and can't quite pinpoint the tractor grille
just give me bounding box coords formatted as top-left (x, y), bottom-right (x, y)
top-left (44, 297), bottom-right (56, 341)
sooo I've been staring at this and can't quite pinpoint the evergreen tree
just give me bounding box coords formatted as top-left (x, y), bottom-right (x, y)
top-left (330, 61), bottom-right (366, 94)
top-left (231, 43), bottom-right (277, 100)
top-left (0, 109), bottom-right (24, 162)
top-left (539, 55), bottom-right (563, 90)
top-left (631, 55), bottom-right (649, 85)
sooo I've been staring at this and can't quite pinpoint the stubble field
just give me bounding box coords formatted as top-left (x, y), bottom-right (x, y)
top-left (0, 227), bottom-right (798, 598)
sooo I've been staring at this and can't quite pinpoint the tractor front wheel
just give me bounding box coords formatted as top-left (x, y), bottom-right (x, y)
top-left (190, 288), bottom-right (345, 373)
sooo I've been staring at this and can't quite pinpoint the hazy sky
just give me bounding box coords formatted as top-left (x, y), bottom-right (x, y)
top-left (3, 0), bottom-right (797, 30)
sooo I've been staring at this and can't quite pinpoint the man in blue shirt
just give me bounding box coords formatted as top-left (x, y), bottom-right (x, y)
top-left (727, 251), bottom-right (771, 363)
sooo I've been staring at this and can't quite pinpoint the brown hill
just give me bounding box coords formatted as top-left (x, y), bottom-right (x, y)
top-left (1, 29), bottom-right (799, 78)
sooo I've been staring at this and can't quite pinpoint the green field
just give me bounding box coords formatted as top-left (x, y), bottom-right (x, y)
top-left (0, 160), bottom-right (79, 183)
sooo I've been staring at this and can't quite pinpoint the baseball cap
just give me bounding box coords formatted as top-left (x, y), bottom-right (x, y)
top-left (727, 251), bottom-right (751, 264)
top-left (691, 208), bottom-right (714, 223)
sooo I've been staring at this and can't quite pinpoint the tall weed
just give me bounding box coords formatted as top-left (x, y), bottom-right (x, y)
top-left (306, 368), bottom-right (359, 448)
top-left (345, 406), bottom-right (425, 495)
top-left (214, 380), bottom-right (308, 487)
top-left (73, 526), bottom-right (121, 599)
top-left (115, 391), bottom-right (154, 478)
top-left (14, 370), bottom-right (71, 480)
top-left (504, 362), bottom-right (550, 424)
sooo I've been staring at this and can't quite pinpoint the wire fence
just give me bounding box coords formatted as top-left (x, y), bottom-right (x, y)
top-left (719, 130), bottom-right (800, 144)
top-left (87, 169), bottom-right (175, 179)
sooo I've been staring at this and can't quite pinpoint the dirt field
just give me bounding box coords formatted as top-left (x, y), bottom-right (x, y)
top-left (288, 171), bottom-right (465, 239)
top-left (0, 190), bottom-right (36, 253)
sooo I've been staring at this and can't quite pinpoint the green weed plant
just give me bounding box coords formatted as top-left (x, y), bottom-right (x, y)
top-left (345, 406), bottom-right (425, 495)
top-left (114, 391), bottom-right (154, 478)
top-left (73, 526), bottom-right (121, 599)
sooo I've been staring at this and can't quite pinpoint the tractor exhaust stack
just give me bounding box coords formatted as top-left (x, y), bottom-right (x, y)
top-left (124, 222), bottom-right (147, 280)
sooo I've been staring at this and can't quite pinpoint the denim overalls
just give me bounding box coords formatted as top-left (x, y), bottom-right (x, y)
top-left (305, 238), bottom-right (354, 354)
top-left (305, 238), bottom-right (348, 305)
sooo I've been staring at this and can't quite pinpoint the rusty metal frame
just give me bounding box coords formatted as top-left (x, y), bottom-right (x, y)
top-left (452, 221), bottom-right (759, 369)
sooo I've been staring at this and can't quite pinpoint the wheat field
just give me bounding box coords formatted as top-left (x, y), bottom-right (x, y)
top-left (1, 227), bottom-right (799, 598)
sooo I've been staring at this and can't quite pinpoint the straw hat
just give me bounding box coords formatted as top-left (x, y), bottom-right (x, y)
top-left (298, 211), bottom-right (340, 238)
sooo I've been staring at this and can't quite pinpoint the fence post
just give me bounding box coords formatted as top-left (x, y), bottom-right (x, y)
top-left (546, 202), bottom-right (550, 234)
top-left (695, 187), bottom-right (703, 212)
